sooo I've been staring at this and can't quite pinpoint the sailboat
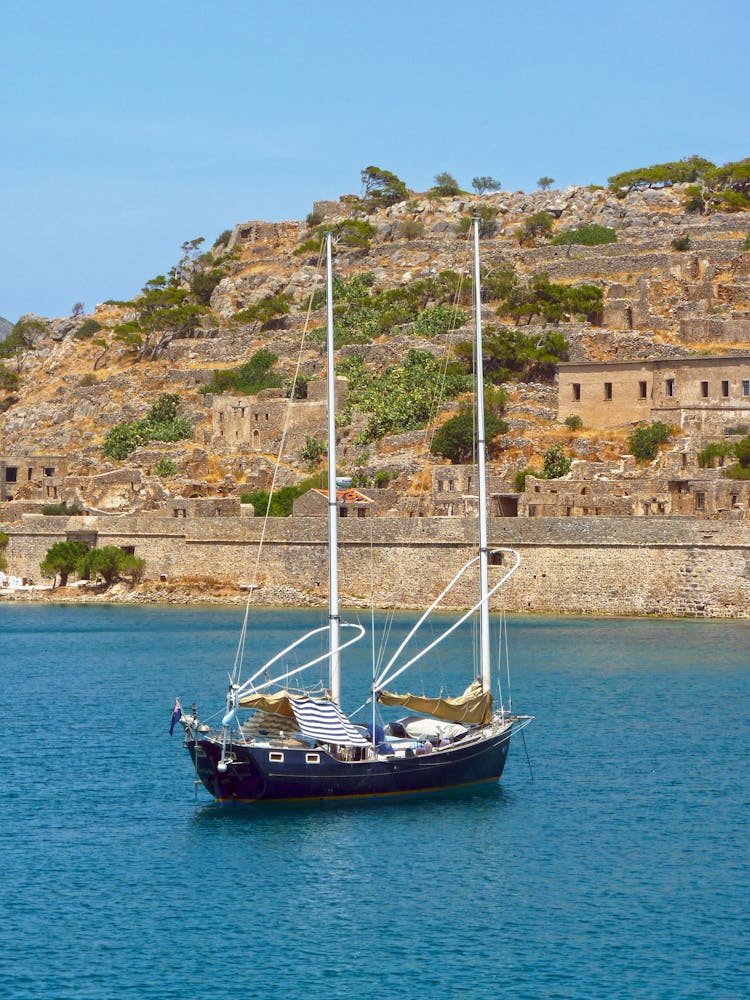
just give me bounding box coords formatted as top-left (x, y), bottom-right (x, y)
top-left (178, 217), bottom-right (532, 802)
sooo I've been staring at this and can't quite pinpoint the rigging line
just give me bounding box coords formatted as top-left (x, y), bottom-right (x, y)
top-left (231, 239), bottom-right (327, 683)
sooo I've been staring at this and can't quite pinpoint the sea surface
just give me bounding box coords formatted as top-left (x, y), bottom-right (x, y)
top-left (0, 604), bottom-right (747, 999)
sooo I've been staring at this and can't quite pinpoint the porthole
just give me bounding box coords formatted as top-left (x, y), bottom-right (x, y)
top-left (306, 753), bottom-right (320, 764)
top-left (269, 752), bottom-right (284, 762)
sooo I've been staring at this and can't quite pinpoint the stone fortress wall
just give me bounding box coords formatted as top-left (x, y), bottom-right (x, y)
top-left (5, 513), bottom-right (749, 618)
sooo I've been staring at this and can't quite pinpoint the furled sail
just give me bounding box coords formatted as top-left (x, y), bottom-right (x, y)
top-left (238, 690), bottom-right (296, 717)
top-left (377, 679), bottom-right (492, 725)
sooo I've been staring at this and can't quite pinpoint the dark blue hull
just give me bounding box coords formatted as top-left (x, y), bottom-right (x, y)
top-left (186, 725), bottom-right (515, 803)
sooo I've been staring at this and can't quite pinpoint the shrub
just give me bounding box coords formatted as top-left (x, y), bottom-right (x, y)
top-left (564, 414), bottom-right (583, 430)
top-left (454, 205), bottom-right (499, 238)
top-left (537, 177), bottom-right (555, 190)
top-left (190, 268), bottom-right (225, 305)
top-left (103, 394), bottom-right (192, 460)
top-left (296, 219), bottom-right (377, 256)
top-left (300, 435), bottom-right (327, 468)
top-left (339, 349), bottom-right (472, 444)
top-left (398, 219), bottom-right (425, 239)
top-left (513, 469), bottom-right (532, 492)
top-left (73, 318), bottom-right (103, 340)
top-left (241, 484), bottom-right (306, 517)
top-left (0, 363), bottom-right (20, 392)
top-left (41, 501), bottom-right (83, 516)
top-left (552, 225), bottom-right (617, 247)
top-left (628, 421), bottom-right (673, 461)
top-left (410, 304), bottom-right (468, 337)
top-left (734, 436), bottom-right (750, 468)
top-left (201, 350), bottom-right (282, 397)
top-left (305, 211), bottom-right (323, 229)
top-left (233, 293), bottom-right (291, 329)
top-left (542, 444), bottom-right (572, 479)
top-left (430, 172), bottom-right (462, 197)
top-left (79, 373), bottom-right (97, 387)
top-left (154, 458), bottom-right (177, 477)
top-left (374, 470), bottom-right (391, 487)
top-left (671, 235), bottom-right (692, 251)
top-left (697, 441), bottom-right (734, 468)
top-left (518, 212), bottom-right (553, 244)
top-left (742, 234), bottom-right (750, 251)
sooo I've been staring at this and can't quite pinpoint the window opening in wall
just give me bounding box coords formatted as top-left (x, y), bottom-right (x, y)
top-left (357, 508), bottom-right (366, 518)
top-left (219, 411), bottom-right (224, 422)
top-left (527, 505), bottom-right (537, 517)
top-left (252, 429), bottom-right (260, 448)
top-left (665, 378), bottom-right (675, 397)
top-left (120, 546), bottom-right (135, 556)
top-left (731, 494), bottom-right (738, 507)
top-left (639, 381), bottom-right (647, 399)
top-left (339, 507), bottom-right (348, 517)
top-left (572, 383), bottom-right (581, 401)
top-left (743, 379), bottom-right (750, 397)
top-left (700, 381), bottom-right (709, 398)
top-left (5, 467), bottom-right (18, 483)
top-left (604, 382), bottom-right (613, 400)
top-left (265, 413), bottom-right (269, 421)
top-left (437, 480), bottom-right (443, 492)
top-left (695, 492), bottom-right (705, 511)
top-left (721, 380), bottom-right (730, 398)
top-left (489, 551), bottom-right (504, 566)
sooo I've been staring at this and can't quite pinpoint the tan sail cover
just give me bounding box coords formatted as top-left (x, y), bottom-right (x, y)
top-left (377, 679), bottom-right (492, 725)
top-left (238, 690), bottom-right (295, 717)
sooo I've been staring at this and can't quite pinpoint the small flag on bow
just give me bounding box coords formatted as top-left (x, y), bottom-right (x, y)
top-left (169, 698), bottom-right (183, 736)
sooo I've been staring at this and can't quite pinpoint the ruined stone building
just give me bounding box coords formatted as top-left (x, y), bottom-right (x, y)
top-left (558, 355), bottom-right (750, 433)
top-left (1, 456), bottom-right (67, 503)
top-left (208, 378), bottom-right (347, 460)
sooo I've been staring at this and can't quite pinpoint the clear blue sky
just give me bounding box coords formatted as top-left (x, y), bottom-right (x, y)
top-left (1, 0), bottom-right (747, 322)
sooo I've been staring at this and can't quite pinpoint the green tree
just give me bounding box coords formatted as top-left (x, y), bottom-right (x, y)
top-left (608, 155), bottom-right (714, 195)
top-left (361, 165), bottom-right (409, 208)
top-left (78, 546), bottom-right (137, 585)
top-left (39, 540), bottom-right (89, 587)
top-left (103, 394), bottom-right (192, 460)
top-left (430, 396), bottom-right (509, 464)
top-left (430, 172), bottom-right (462, 197)
top-left (518, 211), bottom-right (554, 244)
top-left (472, 176), bottom-right (502, 194)
top-left (234, 293), bottom-right (292, 329)
top-left (201, 349), bottom-right (282, 396)
top-left (0, 530), bottom-right (8, 573)
top-left (542, 444), bottom-right (572, 478)
top-left (537, 176), bottom-right (555, 190)
top-left (454, 204), bottom-right (499, 238)
top-left (0, 363), bottom-right (20, 392)
top-left (552, 224), bottom-right (617, 247)
top-left (628, 421), bottom-right (673, 461)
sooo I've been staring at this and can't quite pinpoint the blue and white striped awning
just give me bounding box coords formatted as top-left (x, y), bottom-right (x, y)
top-left (290, 698), bottom-right (369, 746)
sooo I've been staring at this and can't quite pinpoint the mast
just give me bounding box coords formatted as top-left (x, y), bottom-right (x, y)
top-left (472, 214), bottom-right (491, 692)
top-left (325, 232), bottom-right (342, 705)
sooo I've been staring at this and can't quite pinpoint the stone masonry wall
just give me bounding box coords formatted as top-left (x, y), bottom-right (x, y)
top-left (5, 515), bottom-right (749, 618)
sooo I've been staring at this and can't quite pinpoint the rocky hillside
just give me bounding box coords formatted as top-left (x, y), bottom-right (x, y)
top-left (1, 180), bottom-right (749, 514)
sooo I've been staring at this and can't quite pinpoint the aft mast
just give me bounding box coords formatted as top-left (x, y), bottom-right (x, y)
top-left (325, 232), bottom-right (342, 705)
top-left (472, 213), bottom-right (491, 693)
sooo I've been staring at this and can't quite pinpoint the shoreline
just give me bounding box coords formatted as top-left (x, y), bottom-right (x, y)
top-left (2, 581), bottom-right (748, 620)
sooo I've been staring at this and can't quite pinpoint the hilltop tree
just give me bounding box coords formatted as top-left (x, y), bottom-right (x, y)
top-left (430, 172), bottom-right (462, 197)
top-left (537, 176), bottom-right (555, 190)
top-left (472, 176), bottom-right (502, 194)
top-left (361, 166), bottom-right (409, 208)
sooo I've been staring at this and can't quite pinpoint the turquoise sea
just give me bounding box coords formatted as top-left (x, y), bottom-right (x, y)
top-left (0, 604), bottom-right (747, 999)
